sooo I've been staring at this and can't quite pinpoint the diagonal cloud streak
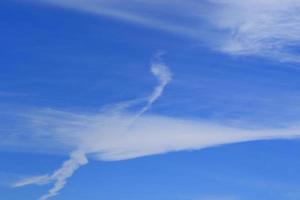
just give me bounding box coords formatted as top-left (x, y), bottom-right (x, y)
top-left (12, 175), bottom-right (50, 188)
top-left (13, 151), bottom-right (88, 200)
top-left (133, 56), bottom-right (172, 121)
top-left (38, 151), bottom-right (88, 200)
top-left (28, 0), bottom-right (300, 62)
top-left (12, 57), bottom-right (171, 200)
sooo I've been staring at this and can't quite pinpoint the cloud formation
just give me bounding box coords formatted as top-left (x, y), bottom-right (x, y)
top-left (134, 53), bottom-right (172, 120)
top-left (12, 57), bottom-right (173, 199)
top-left (13, 151), bottom-right (88, 200)
top-left (15, 110), bottom-right (300, 161)
top-left (9, 57), bottom-right (300, 199)
top-left (30, 0), bottom-right (300, 61)
top-left (209, 0), bottom-right (300, 61)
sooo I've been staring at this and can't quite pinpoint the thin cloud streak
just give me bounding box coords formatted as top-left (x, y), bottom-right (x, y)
top-left (134, 56), bottom-right (172, 120)
top-left (30, 0), bottom-right (300, 62)
top-left (12, 175), bottom-right (50, 187)
top-left (30, 0), bottom-right (208, 39)
top-left (13, 151), bottom-right (88, 200)
top-left (38, 151), bottom-right (88, 200)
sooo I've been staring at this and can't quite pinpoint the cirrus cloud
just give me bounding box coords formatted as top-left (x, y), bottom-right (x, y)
top-left (9, 57), bottom-right (300, 199)
top-left (26, 0), bottom-right (300, 62)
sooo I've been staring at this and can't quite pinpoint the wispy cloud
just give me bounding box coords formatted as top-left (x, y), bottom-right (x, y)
top-left (8, 56), bottom-right (300, 199)
top-left (11, 56), bottom-right (173, 199)
top-left (10, 134), bottom-right (84, 200)
top-left (13, 151), bottom-right (88, 200)
top-left (209, 0), bottom-right (300, 61)
top-left (30, 0), bottom-right (300, 62)
top-left (134, 52), bottom-right (172, 120)
top-left (31, 0), bottom-right (208, 39)
top-left (12, 175), bottom-right (50, 187)
top-left (18, 110), bottom-right (300, 161)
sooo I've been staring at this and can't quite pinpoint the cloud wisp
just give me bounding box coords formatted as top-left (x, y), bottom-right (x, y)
top-left (13, 151), bottom-right (88, 200)
top-left (209, 0), bottom-right (300, 61)
top-left (133, 54), bottom-right (172, 121)
top-left (12, 58), bottom-right (172, 200)
top-left (9, 58), bottom-right (300, 199)
top-left (29, 0), bottom-right (300, 62)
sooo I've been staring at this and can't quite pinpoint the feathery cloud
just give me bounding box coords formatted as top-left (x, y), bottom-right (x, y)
top-left (29, 0), bottom-right (300, 61)
top-left (12, 57), bottom-right (173, 199)
top-left (13, 151), bottom-right (88, 200)
top-left (9, 57), bottom-right (300, 199)
top-left (134, 53), bottom-right (172, 120)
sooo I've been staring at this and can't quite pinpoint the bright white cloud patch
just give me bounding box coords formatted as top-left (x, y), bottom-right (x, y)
top-left (12, 110), bottom-right (300, 161)
top-left (209, 0), bottom-right (300, 61)
top-left (30, 0), bottom-right (300, 61)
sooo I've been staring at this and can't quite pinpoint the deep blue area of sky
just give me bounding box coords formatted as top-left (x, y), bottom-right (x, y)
top-left (1, 0), bottom-right (300, 200)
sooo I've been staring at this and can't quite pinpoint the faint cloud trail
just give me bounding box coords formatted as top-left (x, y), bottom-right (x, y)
top-left (132, 54), bottom-right (172, 123)
top-left (12, 175), bottom-right (50, 188)
top-left (38, 151), bottom-right (88, 200)
top-left (13, 150), bottom-right (88, 200)
top-left (13, 55), bottom-right (171, 200)
top-left (29, 0), bottom-right (300, 62)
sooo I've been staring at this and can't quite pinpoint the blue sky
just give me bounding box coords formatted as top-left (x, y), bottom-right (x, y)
top-left (1, 0), bottom-right (300, 200)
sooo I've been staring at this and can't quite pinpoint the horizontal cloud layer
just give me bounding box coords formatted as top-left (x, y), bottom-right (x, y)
top-left (11, 106), bottom-right (300, 200)
top-left (6, 56), bottom-right (300, 200)
top-left (11, 109), bottom-right (300, 161)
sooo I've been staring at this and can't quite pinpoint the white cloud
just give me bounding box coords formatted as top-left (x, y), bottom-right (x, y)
top-left (13, 151), bottom-right (88, 200)
top-left (10, 61), bottom-right (300, 198)
top-left (11, 57), bottom-right (173, 199)
top-left (15, 110), bottom-right (300, 161)
top-left (12, 175), bottom-right (50, 187)
top-left (209, 0), bottom-right (300, 61)
top-left (134, 53), bottom-right (172, 120)
top-left (8, 57), bottom-right (300, 199)
top-left (31, 0), bottom-right (206, 38)
top-left (11, 105), bottom-right (300, 198)
top-left (30, 0), bottom-right (300, 61)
